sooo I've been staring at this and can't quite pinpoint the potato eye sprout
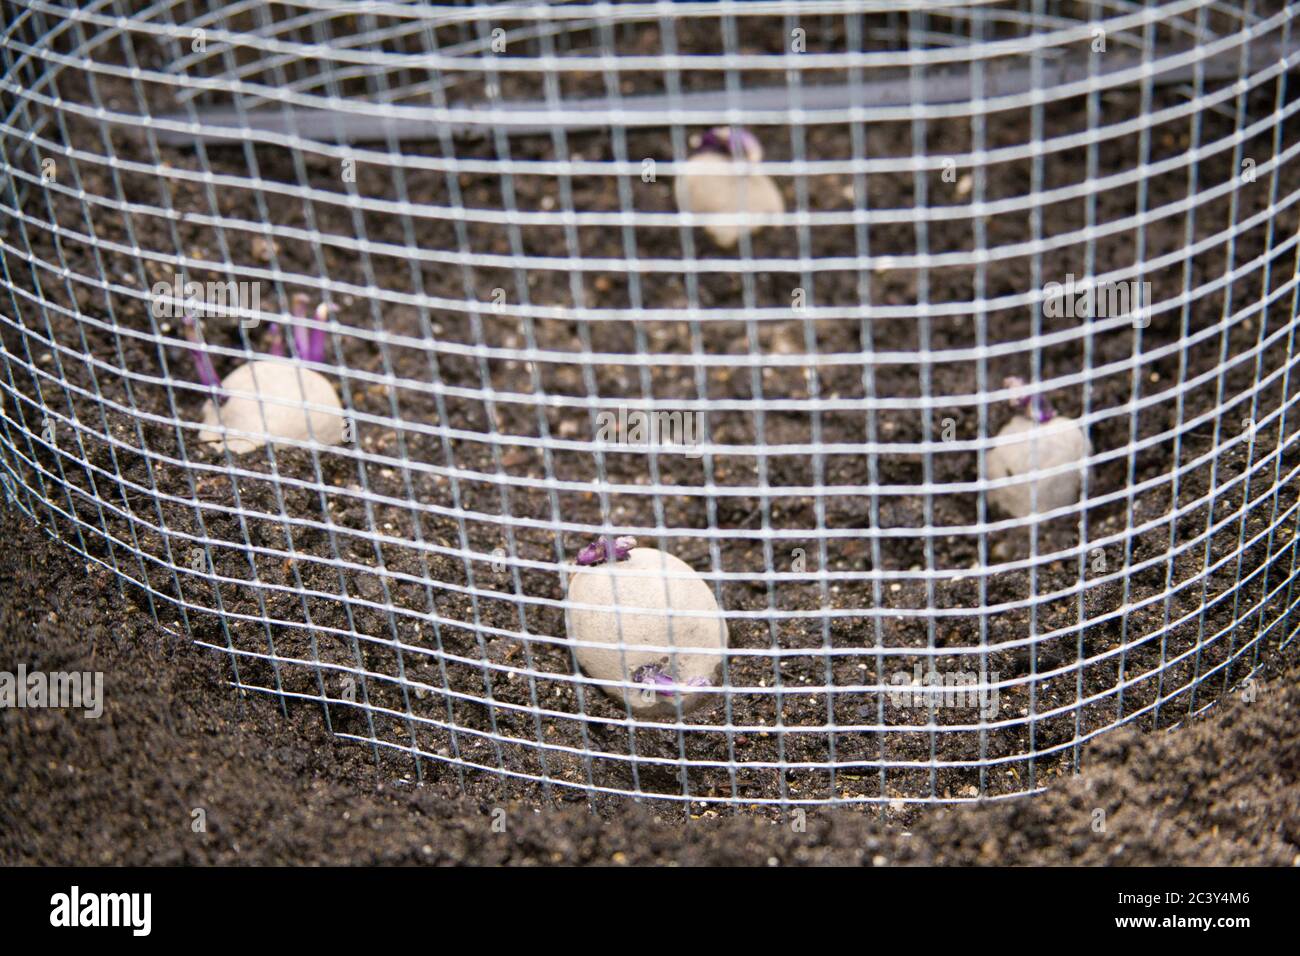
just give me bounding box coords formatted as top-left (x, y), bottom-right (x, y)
top-left (984, 375), bottom-right (1092, 518)
top-left (631, 664), bottom-right (711, 699)
top-left (575, 535), bottom-right (637, 566)
top-left (182, 294), bottom-right (346, 454)
top-left (565, 536), bottom-right (728, 718)
top-left (673, 125), bottom-right (784, 248)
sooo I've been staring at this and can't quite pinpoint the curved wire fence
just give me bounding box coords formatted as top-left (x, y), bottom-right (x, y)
top-left (1, 0), bottom-right (1299, 808)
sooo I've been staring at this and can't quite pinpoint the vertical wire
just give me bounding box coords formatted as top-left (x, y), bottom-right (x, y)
top-left (343, 3), bottom-right (430, 785)
top-left (1191, 0), bottom-right (1255, 716)
top-left (720, 3), bottom-right (790, 811)
top-left (1024, 0), bottom-right (1048, 792)
top-left (906, 2), bottom-right (939, 800)
top-left (406, 11), bottom-right (487, 794)
top-left (468, 10), bottom-right (557, 801)
top-left (534, 9), bottom-right (657, 803)
top-left (1071, 0), bottom-right (1103, 774)
top-left (1153, 0), bottom-right (1210, 729)
top-left (1114, 7), bottom-right (1159, 725)
top-left (969, 0), bottom-right (991, 798)
top-left (784, 6), bottom-right (839, 803)
top-left (656, 6), bottom-right (737, 786)
top-left (844, 13), bottom-right (890, 815)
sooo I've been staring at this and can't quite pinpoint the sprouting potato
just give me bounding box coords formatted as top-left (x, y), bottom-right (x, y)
top-left (674, 126), bottom-right (784, 248)
top-left (565, 536), bottom-right (728, 718)
top-left (198, 360), bottom-right (344, 455)
top-left (985, 376), bottom-right (1091, 518)
top-left (182, 295), bottom-right (345, 454)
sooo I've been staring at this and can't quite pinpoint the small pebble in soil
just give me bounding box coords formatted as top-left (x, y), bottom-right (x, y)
top-left (565, 536), bottom-right (728, 718)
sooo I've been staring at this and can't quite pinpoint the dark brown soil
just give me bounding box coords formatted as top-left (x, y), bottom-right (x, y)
top-left (2, 506), bottom-right (1297, 865)
top-left (2, 9), bottom-right (1299, 814)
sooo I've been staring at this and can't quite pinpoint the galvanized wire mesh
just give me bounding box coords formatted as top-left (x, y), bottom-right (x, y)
top-left (1, 0), bottom-right (1299, 808)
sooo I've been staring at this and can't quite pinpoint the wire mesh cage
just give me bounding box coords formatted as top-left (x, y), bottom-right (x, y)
top-left (1, 0), bottom-right (1299, 810)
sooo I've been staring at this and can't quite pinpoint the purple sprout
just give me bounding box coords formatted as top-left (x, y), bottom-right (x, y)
top-left (289, 293), bottom-right (333, 366)
top-left (575, 535), bottom-right (637, 567)
top-left (265, 314), bottom-right (286, 358)
top-left (1003, 375), bottom-right (1056, 424)
top-left (181, 309), bottom-right (221, 389)
top-left (694, 125), bottom-right (764, 164)
top-left (181, 294), bottom-right (333, 388)
top-left (632, 662), bottom-right (711, 700)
